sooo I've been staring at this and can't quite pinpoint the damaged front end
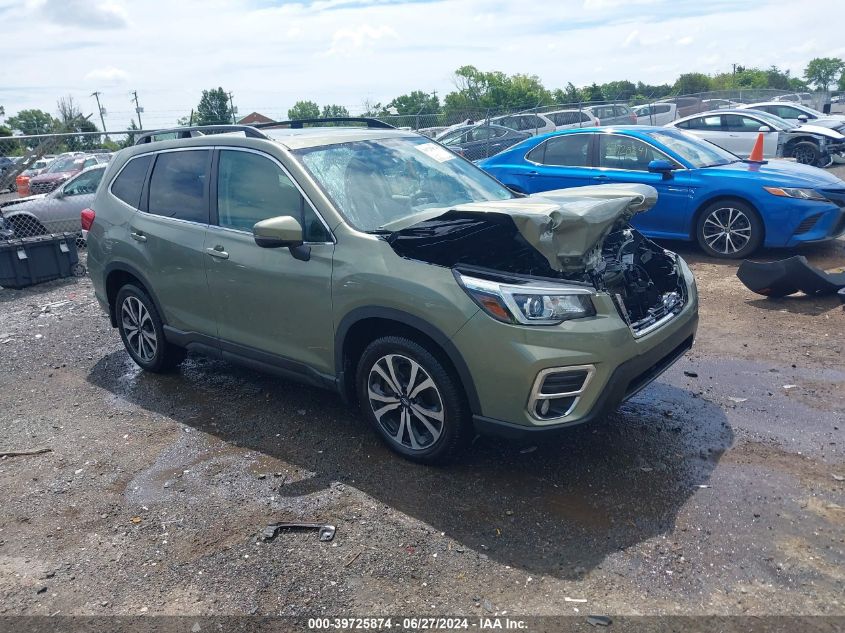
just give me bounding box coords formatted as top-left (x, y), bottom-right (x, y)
top-left (386, 183), bottom-right (687, 336)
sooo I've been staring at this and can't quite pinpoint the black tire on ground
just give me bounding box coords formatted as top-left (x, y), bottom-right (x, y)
top-left (356, 335), bottom-right (472, 464)
top-left (695, 199), bottom-right (763, 259)
top-left (791, 141), bottom-right (821, 166)
top-left (115, 284), bottom-right (185, 373)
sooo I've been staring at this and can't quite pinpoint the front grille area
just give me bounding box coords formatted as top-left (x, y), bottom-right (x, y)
top-left (624, 335), bottom-right (694, 401)
top-left (820, 189), bottom-right (845, 208)
top-left (794, 213), bottom-right (823, 235)
top-left (29, 181), bottom-right (59, 195)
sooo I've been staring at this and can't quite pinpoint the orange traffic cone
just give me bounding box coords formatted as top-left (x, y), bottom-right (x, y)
top-left (748, 132), bottom-right (765, 162)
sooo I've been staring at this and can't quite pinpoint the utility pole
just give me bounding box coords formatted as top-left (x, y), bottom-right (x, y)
top-left (227, 91), bottom-right (237, 124)
top-left (91, 91), bottom-right (107, 134)
top-left (131, 91), bottom-right (144, 129)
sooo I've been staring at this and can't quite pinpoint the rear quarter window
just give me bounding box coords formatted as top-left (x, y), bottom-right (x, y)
top-left (147, 150), bottom-right (210, 223)
top-left (110, 154), bottom-right (153, 208)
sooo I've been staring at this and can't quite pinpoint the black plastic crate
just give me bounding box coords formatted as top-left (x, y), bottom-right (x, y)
top-left (0, 233), bottom-right (82, 290)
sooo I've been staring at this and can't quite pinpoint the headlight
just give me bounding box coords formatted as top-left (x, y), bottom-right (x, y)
top-left (763, 186), bottom-right (829, 202)
top-left (455, 272), bottom-right (595, 325)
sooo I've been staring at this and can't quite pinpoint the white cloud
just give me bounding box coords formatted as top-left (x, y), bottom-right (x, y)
top-left (84, 66), bottom-right (130, 84)
top-left (325, 24), bottom-right (399, 57)
top-left (35, 0), bottom-right (128, 29)
top-left (676, 36), bottom-right (694, 46)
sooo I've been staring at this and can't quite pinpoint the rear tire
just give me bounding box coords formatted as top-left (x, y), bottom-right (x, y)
top-left (356, 336), bottom-right (471, 464)
top-left (695, 199), bottom-right (763, 259)
top-left (115, 284), bottom-right (185, 373)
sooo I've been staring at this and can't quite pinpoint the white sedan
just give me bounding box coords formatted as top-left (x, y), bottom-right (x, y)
top-left (667, 109), bottom-right (845, 167)
top-left (739, 101), bottom-right (845, 125)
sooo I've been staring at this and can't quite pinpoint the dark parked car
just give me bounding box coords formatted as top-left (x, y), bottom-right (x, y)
top-left (28, 154), bottom-right (108, 195)
top-left (436, 124), bottom-right (530, 161)
top-left (0, 156), bottom-right (16, 192)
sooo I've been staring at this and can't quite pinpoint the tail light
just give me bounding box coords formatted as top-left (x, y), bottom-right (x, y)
top-left (80, 208), bottom-right (95, 231)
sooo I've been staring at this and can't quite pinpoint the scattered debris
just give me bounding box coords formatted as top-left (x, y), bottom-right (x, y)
top-left (565, 597), bottom-right (588, 603)
top-left (783, 384), bottom-right (797, 390)
top-left (728, 397), bottom-right (748, 403)
top-left (262, 522), bottom-right (336, 542)
top-left (833, 474), bottom-right (844, 482)
top-left (737, 256), bottom-right (845, 297)
top-left (683, 371), bottom-right (698, 378)
top-left (344, 550), bottom-right (363, 567)
top-left (587, 615), bottom-right (612, 627)
top-left (0, 447), bottom-right (51, 458)
top-left (519, 446), bottom-right (537, 454)
top-left (131, 517), bottom-right (142, 524)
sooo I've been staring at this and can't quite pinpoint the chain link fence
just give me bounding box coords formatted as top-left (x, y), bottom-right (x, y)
top-left (1, 88), bottom-right (841, 239)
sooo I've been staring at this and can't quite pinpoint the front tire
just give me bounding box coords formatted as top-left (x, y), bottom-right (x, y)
top-left (356, 336), bottom-right (471, 464)
top-left (791, 141), bottom-right (821, 167)
top-left (695, 199), bottom-right (763, 259)
top-left (115, 284), bottom-right (185, 373)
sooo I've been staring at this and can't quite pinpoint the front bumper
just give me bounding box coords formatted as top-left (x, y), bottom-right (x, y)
top-left (775, 196), bottom-right (845, 247)
top-left (451, 259), bottom-right (699, 437)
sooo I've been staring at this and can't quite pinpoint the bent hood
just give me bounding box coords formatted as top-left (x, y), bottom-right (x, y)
top-left (388, 183), bottom-right (657, 273)
top-left (793, 123), bottom-right (845, 140)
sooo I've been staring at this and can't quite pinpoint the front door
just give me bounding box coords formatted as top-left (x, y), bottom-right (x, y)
top-left (721, 114), bottom-right (780, 158)
top-left (204, 148), bottom-right (335, 376)
top-left (594, 133), bottom-right (691, 238)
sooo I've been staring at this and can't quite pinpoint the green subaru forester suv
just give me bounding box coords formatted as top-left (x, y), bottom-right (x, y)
top-left (86, 120), bottom-right (698, 463)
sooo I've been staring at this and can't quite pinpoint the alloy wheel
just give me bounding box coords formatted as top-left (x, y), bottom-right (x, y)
top-left (793, 145), bottom-right (816, 164)
top-left (367, 353), bottom-right (445, 451)
top-left (121, 296), bottom-right (158, 362)
top-left (702, 207), bottom-right (752, 256)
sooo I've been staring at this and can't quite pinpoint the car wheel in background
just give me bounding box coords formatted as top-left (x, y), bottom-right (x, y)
top-left (7, 215), bottom-right (47, 238)
top-left (790, 141), bottom-right (821, 166)
top-left (356, 336), bottom-right (471, 464)
top-left (115, 284), bottom-right (185, 373)
top-left (695, 199), bottom-right (763, 259)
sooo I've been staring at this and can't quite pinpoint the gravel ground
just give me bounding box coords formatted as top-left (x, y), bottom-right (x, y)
top-left (0, 185), bottom-right (843, 621)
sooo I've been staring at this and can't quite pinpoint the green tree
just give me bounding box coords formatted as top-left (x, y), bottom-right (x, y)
top-left (387, 91), bottom-right (440, 115)
top-left (7, 109), bottom-right (58, 135)
top-left (120, 119), bottom-right (141, 148)
top-left (444, 65), bottom-right (552, 113)
top-left (804, 57), bottom-right (845, 92)
top-left (55, 96), bottom-right (99, 151)
top-left (196, 87), bottom-right (233, 125)
top-left (551, 82), bottom-right (581, 104)
top-left (287, 100), bottom-right (321, 120)
top-left (320, 104), bottom-right (350, 118)
top-left (582, 83), bottom-right (604, 102)
top-left (601, 80), bottom-right (636, 101)
top-left (673, 72), bottom-right (712, 95)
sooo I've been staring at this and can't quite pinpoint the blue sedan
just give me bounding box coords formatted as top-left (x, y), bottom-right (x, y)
top-left (478, 126), bottom-right (845, 258)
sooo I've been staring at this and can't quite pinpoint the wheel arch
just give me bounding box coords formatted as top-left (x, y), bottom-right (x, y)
top-left (690, 194), bottom-right (765, 244)
top-left (103, 262), bottom-right (166, 328)
top-left (335, 307), bottom-right (481, 414)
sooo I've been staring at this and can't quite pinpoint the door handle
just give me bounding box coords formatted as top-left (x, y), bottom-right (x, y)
top-left (206, 246), bottom-right (229, 260)
top-left (592, 175), bottom-right (610, 181)
top-left (526, 170), bottom-right (539, 177)
top-left (130, 231), bottom-right (146, 243)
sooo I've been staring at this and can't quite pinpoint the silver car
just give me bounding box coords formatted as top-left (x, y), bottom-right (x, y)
top-left (0, 164), bottom-right (106, 237)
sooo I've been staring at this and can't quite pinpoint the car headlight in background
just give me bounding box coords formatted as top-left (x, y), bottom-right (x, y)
top-left (763, 186), bottom-right (829, 202)
top-left (455, 272), bottom-right (595, 325)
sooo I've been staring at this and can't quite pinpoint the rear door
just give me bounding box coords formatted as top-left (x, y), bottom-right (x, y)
top-left (520, 132), bottom-right (595, 192)
top-left (129, 148), bottom-right (217, 337)
top-left (594, 133), bottom-right (691, 238)
top-left (204, 147), bottom-right (335, 375)
top-left (676, 114), bottom-right (732, 150)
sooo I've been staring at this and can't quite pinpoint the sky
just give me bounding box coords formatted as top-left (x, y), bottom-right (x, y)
top-left (0, 0), bottom-right (843, 130)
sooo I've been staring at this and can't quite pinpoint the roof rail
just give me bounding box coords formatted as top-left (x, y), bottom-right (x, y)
top-left (134, 124), bottom-right (270, 145)
top-left (255, 117), bottom-right (395, 130)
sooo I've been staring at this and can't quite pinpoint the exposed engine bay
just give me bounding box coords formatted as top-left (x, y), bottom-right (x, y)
top-left (385, 184), bottom-right (686, 334)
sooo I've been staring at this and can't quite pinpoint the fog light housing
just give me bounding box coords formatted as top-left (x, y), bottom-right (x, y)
top-left (528, 365), bottom-right (595, 421)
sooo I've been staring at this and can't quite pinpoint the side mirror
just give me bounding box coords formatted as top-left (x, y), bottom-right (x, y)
top-left (647, 159), bottom-right (676, 178)
top-left (758, 125), bottom-right (773, 133)
top-left (253, 215), bottom-right (303, 249)
top-left (797, 114), bottom-right (809, 122)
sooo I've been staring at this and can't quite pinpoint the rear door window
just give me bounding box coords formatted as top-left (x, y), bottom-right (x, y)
top-left (723, 115), bottom-right (765, 132)
top-left (528, 134), bottom-right (591, 166)
top-left (111, 154), bottom-right (153, 208)
top-left (147, 150), bottom-right (210, 223)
